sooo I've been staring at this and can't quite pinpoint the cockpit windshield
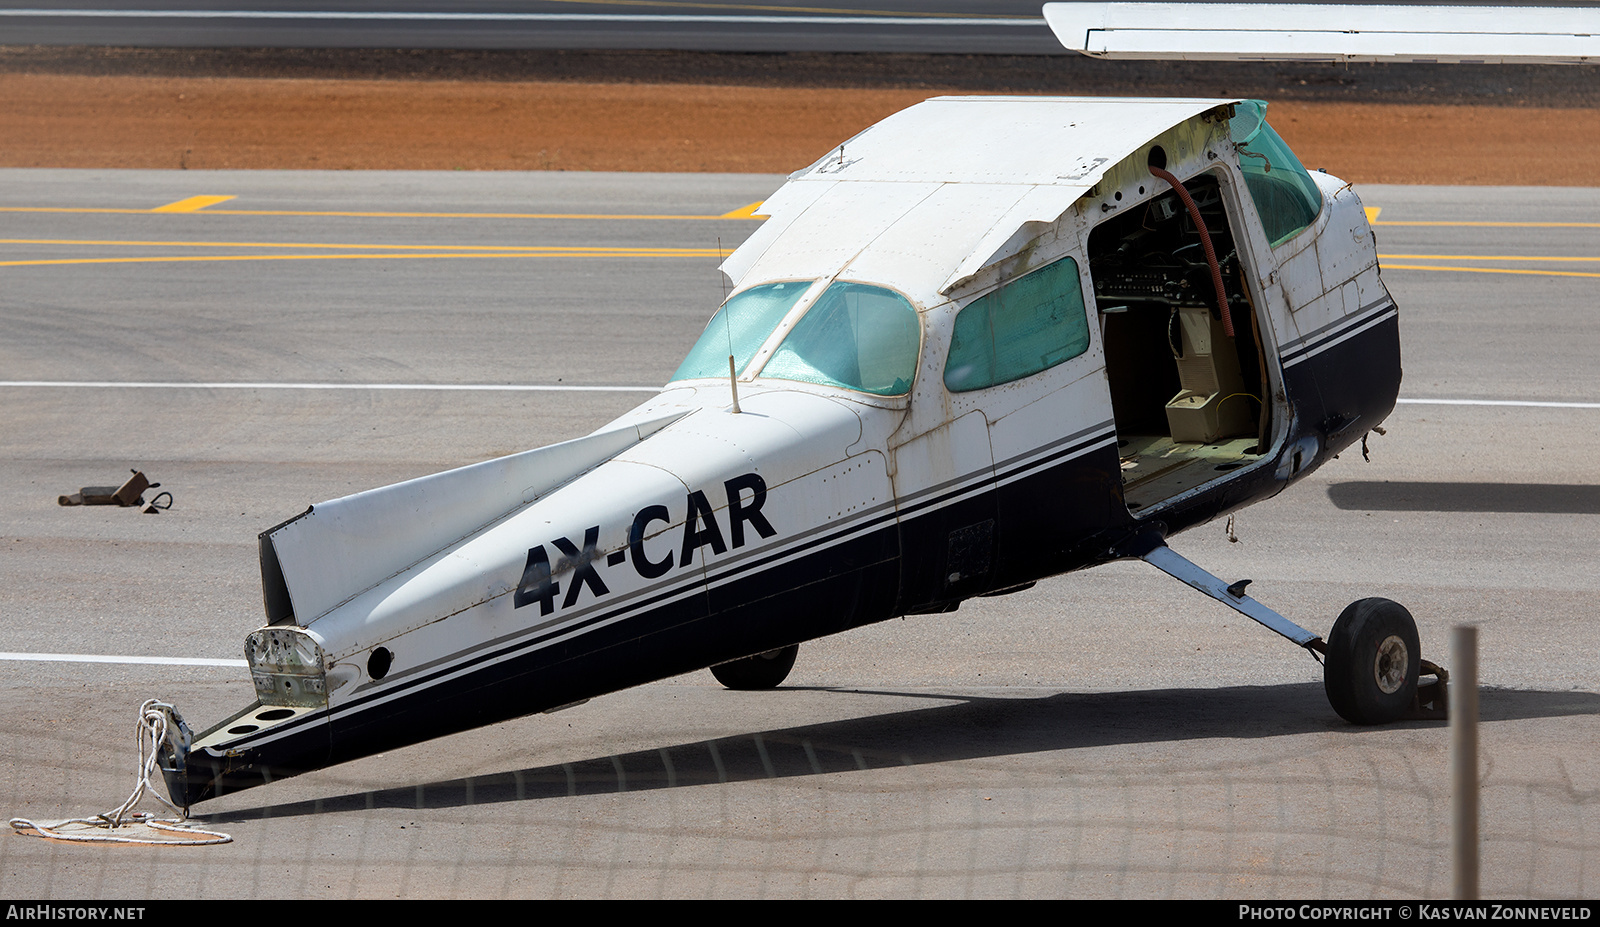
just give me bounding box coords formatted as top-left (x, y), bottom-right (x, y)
top-left (1231, 100), bottom-right (1324, 247)
top-left (669, 281), bottom-right (812, 382)
top-left (668, 279), bottom-right (922, 397)
top-left (758, 282), bottom-right (921, 396)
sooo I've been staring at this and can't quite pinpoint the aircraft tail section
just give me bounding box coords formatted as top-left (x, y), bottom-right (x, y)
top-left (258, 410), bottom-right (688, 629)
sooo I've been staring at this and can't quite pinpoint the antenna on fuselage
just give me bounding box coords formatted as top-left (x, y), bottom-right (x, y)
top-left (719, 237), bottom-right (741, 414)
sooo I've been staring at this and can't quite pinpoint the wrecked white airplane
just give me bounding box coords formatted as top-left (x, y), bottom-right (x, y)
top-left (158, 93), bottom-right (1442, 808)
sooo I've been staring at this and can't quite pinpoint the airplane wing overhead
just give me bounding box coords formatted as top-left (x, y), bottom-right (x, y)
top-left (260, 410), bottom-right (689, 627)
top-left (1043, 2), bottom-right (1600, 64)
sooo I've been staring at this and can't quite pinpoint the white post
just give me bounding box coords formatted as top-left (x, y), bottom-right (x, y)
top-left (1451, 624), bottom-right (1480, 900)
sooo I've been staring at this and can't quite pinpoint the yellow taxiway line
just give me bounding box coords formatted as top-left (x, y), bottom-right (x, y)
top-left (1374, 220), bottom-right (1600, 229)
top-left (0, 238), bottom-right (720, 252)
top-left (10, 240), bottom-right (1594, 259)
top-left (1379, 264), bottom-right (1600, 279)
top-left (5, 236), bottom-right (1594, 275)
top-left (1379, 253), bottom-right (1600, 262)
top-left (0, 237), bottom-right (722, 267)
top-left (0, 203), bottom-right (767, 220)
top-left (1364, 207), bottom-right (1600, 230)
top-left (0, 223), bottom-right (723, 265)
top-left (150, 195), bottom-right (238, 213)
top-left (1, 252), bottom-right (720, 268)
top-left (4, 200), bottom-right (1594, 228)
top-left (1378, 252), bottom-right (1600, 278)
top-left (9, 255), bottom-right (1591, 276)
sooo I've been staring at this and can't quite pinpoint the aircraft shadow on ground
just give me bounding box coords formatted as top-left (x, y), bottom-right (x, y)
top-left (201, 683), bottom-right (1599, 824)
top-left (1328, 481), bottom-right (1600, 515)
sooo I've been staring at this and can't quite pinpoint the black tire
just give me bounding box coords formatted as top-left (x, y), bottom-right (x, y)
top-left (1324, 598), bottom-right (1421, 725)
top-left (710, 644), bottom-right (799, 690)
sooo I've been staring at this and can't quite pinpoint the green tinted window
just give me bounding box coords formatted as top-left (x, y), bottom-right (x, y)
top-left (943, 257), bottom-right (1090, 393)
top-left (1231, 100), bottom-right (1324, 247)
top-left (760, 282), bottom-right (921, 396)
top-left (669, 281), bottom-right (812, 383)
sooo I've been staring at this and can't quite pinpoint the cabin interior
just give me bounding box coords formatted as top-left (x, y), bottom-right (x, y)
top-left (1087, 171), bottom-right (1273, 514)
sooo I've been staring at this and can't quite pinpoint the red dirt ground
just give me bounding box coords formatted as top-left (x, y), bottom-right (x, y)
top-left (3, 71), bottom-right (1596, 184)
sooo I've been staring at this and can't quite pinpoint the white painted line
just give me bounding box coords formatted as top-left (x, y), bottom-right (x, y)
top-left (0, 381), bottom-right (661, 393)
top-left (0, 652), bottom-right (246, 667)
top-left (1397, 398), bottom-right (1600, 410)
top-left (6, 382), bottom-right (1593, 408)
top-left (3, 383), bottom-right (1593, 407)
top-left (0, 10), bottom-right (1043, 27)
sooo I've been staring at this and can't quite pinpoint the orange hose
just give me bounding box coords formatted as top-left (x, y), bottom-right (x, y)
top-left (1149, 165), bottom-right (1234, 339)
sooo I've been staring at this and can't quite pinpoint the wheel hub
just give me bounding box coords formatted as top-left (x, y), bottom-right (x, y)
top-left (1373, 634), bottom-right (1409, 694)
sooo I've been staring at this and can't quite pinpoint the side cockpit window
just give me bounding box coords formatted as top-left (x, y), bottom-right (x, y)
top-left (1231, 100), bottom-right (1324, 247)
top-left (760, 282), bottom-right (921, 396)
top-left (670, 281), bottom-right (813, 383)
top-left (943, 256), bottom-right (1090, 393)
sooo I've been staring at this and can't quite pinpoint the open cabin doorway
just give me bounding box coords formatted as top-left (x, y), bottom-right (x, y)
top-left (1087, 170), bottom-right (1273, 515)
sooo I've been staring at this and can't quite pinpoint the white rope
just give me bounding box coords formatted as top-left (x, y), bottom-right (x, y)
top-left (9, 699), bottom-right (231, 846)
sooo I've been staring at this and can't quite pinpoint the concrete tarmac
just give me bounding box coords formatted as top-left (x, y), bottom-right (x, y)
top-left (1, 170), bottom-right (1597, 899)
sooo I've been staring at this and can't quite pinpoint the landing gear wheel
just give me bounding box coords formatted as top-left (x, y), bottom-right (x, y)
top-left (711, 644), bottom-right (799, 690)
top-left (1324, 598), bottom-right (1421, 725)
